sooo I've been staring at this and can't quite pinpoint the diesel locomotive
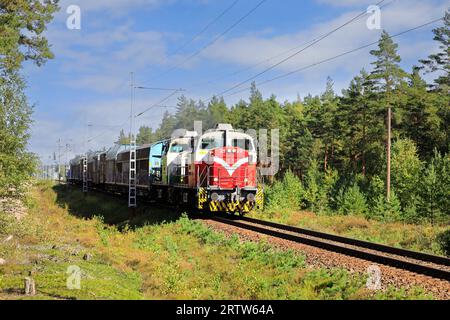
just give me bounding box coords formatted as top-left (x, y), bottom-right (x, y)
top-left (68, 124), bottom-right (264, 214)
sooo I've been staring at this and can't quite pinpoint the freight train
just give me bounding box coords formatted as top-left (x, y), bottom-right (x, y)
top-left (68, 124), bottom-right (264, 215)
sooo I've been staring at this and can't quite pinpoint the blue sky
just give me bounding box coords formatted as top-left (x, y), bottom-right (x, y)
top-left (24, 0), bottom-right (449, 164)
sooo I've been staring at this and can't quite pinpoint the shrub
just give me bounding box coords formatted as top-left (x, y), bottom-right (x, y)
top-left (281, 170), bottom-right (305, 209)
top-left (264, 170), bottom-right (304, 211)
top-left (418, 151), bottom-right (450, 224)
top-left (336, 184), bottom-right (368, 216)
top-left (391, 139), bottom-right (422, 212)
top-left (367, 175), bottom-right (385, 209)
top-left (372, 192), bottom-right (402, 222)
top-left (304, 161), bottom-right (337, 214)
top-left (436, 230), bottom-right (450, 257)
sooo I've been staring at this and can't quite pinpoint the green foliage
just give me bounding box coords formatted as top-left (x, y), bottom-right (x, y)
top-left (390, 139), bottom-right (422, 213)
top-left (336, 184), bottom-right (368, 216)
top-left (0, 1), bottom-right (58, 196)
top-left (372, 192), bottom-right (402, 222)
top-left (304, 162), bottom-right (338, 214)
top-left (136, 126), bottom-right (155, 145)
top-left (0, 0), bottom-right (59, 74)
top-left (436, 229), bottom-right (450, 257)
top-left (418, 151), bottom-right (450, 223)
top-left (265, 170), bottom-right (304, 211)
top-left (0, 72), bottom-right (38, 196)
top-left (420, 11), bottom-right (450, 92)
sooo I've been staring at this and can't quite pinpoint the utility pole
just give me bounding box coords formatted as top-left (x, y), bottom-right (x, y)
top-left (129, 72), bottom-right (137, 214)
top-left (386, 105), bottom-right (391, 201)
top-left (83, 124), bottom-right (90, 195)
top-left (57, 138), bottom-right (62, 184)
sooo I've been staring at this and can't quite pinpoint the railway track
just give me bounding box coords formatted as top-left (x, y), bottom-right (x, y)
top-left (210, 215), bottom-right (450, 282)
top-left (62, 183), bottom-right (450, 282)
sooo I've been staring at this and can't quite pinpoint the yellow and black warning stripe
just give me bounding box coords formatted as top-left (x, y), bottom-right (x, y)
top-left (209, 201), bottom-right (254, 213)
top-left (198, 188), bottom-right (208, 210)
top-left (255, 188), bottom-right (264, 210)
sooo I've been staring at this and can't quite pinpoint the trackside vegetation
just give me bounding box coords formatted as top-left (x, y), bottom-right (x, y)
top-left (122, 13), bottom-right (449, 227)
top-left (0, 182), bottom-right (433, 300)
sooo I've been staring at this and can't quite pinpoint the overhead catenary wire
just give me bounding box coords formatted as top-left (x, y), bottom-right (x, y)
top-left (186, 0), bottom-right (397, 92)
top-left (151, 0), bottom-right (269, 80)
top-left (169, 0), bottom-right (241, 56)
top-left (136, 89), bottom-right (184, 118)
top-left (219, 17), bottom-right (445, 100)
top-left (211, 0), bottom-right (387, 98)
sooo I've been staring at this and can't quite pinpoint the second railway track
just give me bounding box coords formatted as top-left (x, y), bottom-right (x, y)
top-left (210, 215), bottom-right (450, 282)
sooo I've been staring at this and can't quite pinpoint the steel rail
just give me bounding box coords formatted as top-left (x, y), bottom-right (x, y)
top-left (240, 216), bottom-right (450, 267)
top-left (211, 216), bottom-right (450, 282)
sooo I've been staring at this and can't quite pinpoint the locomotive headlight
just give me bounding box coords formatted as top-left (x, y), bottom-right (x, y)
top-left (213, 177), bottom-right (219, 182)
top-left (211, 193), bottom-right (219, 202)
top-left (247, 193), bottom-right (256, 202)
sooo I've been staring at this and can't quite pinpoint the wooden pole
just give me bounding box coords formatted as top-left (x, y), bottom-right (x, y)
top-left (386, 106), bottom-right (391, 201)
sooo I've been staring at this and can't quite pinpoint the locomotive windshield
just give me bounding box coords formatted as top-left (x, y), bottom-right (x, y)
top-left (232, 138), bottom-right (253, 151)
top-left (170, 143), bottom-right (190, 153)
top-left (201, 134), bottom-right (225, 150)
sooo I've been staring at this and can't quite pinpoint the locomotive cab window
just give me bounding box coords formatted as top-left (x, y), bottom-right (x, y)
top-left (170, 143), bottom-right (190, 153)
top-left (201, 133), bottom-right (224, 150)
top-left (232, 138), bottom-right (252, 151)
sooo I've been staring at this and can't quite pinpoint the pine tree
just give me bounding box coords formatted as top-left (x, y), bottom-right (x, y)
top-left (117, 129), bottom-right (130, 145)
top-left (369, 31), bottom-right (406, 200)
top-left (399, 67), bottom-right (444, 158)
top-left (0, 0), bottom-right (59, 75)
top-left (205, 96), bottom-right (228, 129)
top-left (155, 111), bottom-right (177, 140)
top-left (420, 11), bottom-right (449, 92)
top-left (136, 126), bottom-right (154, 145)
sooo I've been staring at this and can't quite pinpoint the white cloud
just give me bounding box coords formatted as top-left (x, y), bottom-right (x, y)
top-left (315, 0), bottom-right (376, 7)
top-left (198, 0), bottom-right (447, 94)
top-left (58, 0), bottom-right (172, 15)
top-left (29, 94), bottom-right (178, 162)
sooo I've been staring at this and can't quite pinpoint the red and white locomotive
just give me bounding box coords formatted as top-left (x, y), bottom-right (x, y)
top-left (68, 124), bottom-right (263, 214)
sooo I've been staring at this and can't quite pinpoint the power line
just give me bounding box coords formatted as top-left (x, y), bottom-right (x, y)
top-left (220, 17), bottom-right (444, 100)
top-left (212, 0), bottom-right (387, 98)
top-left (170, 0), bottom-right (241, 56)
top-left (136, 89), bottom-right (184, 118)
top-left (152, 0), bottom-right (269, 80)
top-left (187, 0), bottom-right (397, 91)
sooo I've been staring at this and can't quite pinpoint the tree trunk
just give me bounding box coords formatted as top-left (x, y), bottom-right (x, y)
top-left (324, 145), bottom-right (328, 171)
top-left (362, 107), bottom-right (367, 177)
top-left (386, 106), bottom-right (392, 201)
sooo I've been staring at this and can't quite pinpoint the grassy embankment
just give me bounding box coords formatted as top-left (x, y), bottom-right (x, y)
top-left (251, 209), bottom-right (448, 257)
top-left (0, 182), bottom-right (433, 300)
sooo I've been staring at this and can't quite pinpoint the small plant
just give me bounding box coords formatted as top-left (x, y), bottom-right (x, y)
top-left (372, 192), bottom-right (402, 222)
top-left (264, 171), bottom-right (304, 211)
top-left (336, 184), bottom-right (368, 216)
top-left (436, 229), bottom-right (450, 257)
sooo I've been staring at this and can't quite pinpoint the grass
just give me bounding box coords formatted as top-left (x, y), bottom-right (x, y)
top-left (0, 181), bottom-right (434, 300)
top-left (251, 209), bottom-right (448, 256)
